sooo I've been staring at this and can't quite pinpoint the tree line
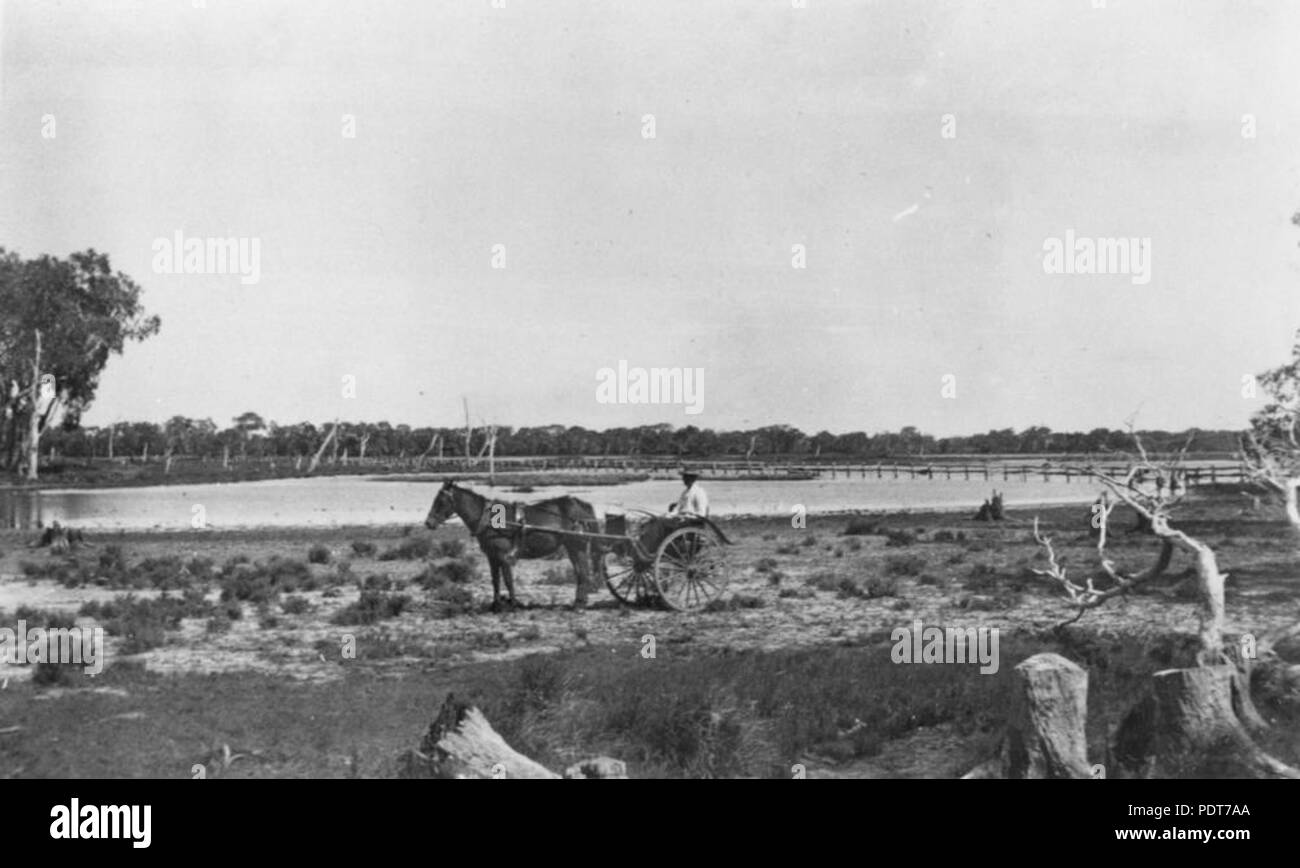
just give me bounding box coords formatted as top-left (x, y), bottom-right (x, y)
top-left (37, 417), bottom-right (1244, 464)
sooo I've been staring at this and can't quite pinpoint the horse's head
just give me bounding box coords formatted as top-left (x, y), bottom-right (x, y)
top-left (425, 480), bottom-right (458, 529)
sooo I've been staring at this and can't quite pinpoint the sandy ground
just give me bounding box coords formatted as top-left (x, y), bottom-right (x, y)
top-left (3, 497), bottom-right (1297, 687)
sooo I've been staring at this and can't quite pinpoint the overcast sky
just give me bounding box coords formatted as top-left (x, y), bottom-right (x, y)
top-left (2, 0), bottom-right (1299, 436)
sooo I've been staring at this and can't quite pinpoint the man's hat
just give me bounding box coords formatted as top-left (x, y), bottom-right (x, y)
top-left (680, 466), bottom-right (700, 480)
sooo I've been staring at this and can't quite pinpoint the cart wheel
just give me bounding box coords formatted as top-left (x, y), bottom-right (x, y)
top-left (604, 550), bottom-right (656, 606)
top-left (652, 526), bottom-right (728, 611)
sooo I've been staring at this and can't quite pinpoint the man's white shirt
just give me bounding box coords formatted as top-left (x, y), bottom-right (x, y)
top-left (676, 484), bottom-right (709, 517)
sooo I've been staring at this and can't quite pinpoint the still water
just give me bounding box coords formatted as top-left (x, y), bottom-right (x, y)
top-left (0, 474), bottom-right (1099, 531)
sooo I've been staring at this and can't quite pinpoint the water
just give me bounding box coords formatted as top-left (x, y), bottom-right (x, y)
top-left (0, 474), bottom-right (1101, 531)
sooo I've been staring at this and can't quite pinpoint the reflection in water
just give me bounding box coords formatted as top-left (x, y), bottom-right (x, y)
top-left (0, 489), bottom-right (50, 529)
top-left (0, 475), bottom-right (1098, 532)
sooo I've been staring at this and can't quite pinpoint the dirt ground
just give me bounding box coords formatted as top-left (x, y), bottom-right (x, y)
top-left (3, 498), bottom-right (1296, 681)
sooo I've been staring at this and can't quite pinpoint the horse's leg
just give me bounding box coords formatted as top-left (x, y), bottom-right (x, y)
top-left (488, 551), bottom-right (502, 612)
top-left (568, 542), bottom-right (590, 609)
top-left (501, 555), bottom-right (518, 607)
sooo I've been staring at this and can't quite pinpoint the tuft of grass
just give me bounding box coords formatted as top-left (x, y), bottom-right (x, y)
top-left (702, 594), bottom-right (766, 612)
top-left (538, 565), bottom-right (573, 586)
top-left (307, 545), bottom-right (331, 565)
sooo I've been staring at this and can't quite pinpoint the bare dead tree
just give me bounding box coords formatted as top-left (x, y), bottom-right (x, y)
top-left (1028, 430), bottom-right (1299, 777)
top-left (1242, 327), bottom-right (1300, 531)
top-left (1241, 429), bottom-right (1300, 531)
top-left (307, 419), bottom-right (339, 474)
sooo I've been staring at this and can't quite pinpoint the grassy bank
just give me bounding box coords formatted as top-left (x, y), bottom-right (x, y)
top-left (4, 629), bottom-right (1298, 779)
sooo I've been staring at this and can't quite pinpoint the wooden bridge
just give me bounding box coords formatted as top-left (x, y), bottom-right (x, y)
top-left (404, 455), bottom-right (1249, 486)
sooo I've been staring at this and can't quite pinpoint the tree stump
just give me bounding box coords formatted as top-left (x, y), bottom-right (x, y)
top-left (963, 653), bottom-right (1092, 779)
top-left (398, 694), bottom-right (625, 779)
top-left (1113, 665), bottom-right (1300, 779)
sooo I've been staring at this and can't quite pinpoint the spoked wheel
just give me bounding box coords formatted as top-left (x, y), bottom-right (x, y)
top-left (603, 549), bottom-right (657, 607)
top-left (652, 526), bottom-right (728, 611)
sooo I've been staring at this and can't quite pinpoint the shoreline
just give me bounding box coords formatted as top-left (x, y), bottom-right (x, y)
top-left (0, 494), bottom-right (1100, 538)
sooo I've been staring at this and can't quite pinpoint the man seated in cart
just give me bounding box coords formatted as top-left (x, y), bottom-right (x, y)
top-left (671, 467), bottom-right (709, 520)
top-left (630, 467), bottom-right (710, 559)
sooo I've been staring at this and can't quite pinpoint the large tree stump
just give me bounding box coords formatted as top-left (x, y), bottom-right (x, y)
top-left (398, 694), bottom-right (625, 779)
top-left (963, 653), bottom-right (1092, 779)
top-left (1113, 665), bottom-right (1300, 779)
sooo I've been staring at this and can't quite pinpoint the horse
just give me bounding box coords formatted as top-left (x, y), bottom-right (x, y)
top-left (424, 480), bottom-right (603, 611)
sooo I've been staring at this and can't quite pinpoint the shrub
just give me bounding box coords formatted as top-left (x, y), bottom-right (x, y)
top-left (862, 576), bottom-right (899, 599)
top-left (281, 595), bottom-right (312, 615)
top-left (884, 529), bottom-right (917, 548)
top-left (219, 557), bottom-right (314, 604)
top-left (99, 544), bottom-right (128, 574)
top-left (842, 517), bottom-right (877, 536)
top-left (964, 563), bottom-right (1000, 592)
top-left (438, 539), bottom-right (468, 559)
top-left (805, 570), bottom-right (847, 593)
top-left (933, 530), bottom-right (956, 543)
top-left (307, 545), bottom-right (331, 565)
top-left (428, 583), bottom-right (475, 618)
top-left (774, 543), bottom-right (799, 556)
top-left (778, 586), bottom-right (815, 599)
top-left (378, 536), bottom-right (434, 561)
top-left (799, 535), bottom-right (818, 548)
top-left (20, 610), bottom-right (81, 687)
top-left (206, 612), bottom-right (233, 634)
top-left (80, 594), bottom-right (204, 654)
top-left (362, 574), bottom-right (395, 592)
top-left (753, 558), bottom-right (779, 574)
top-left (331, 590), bottom-right (411, 626)
top-left (416, 559), bottom-right (478, 590)
top-left (350, 540), bottom-right (377, 557)
top-left (884, 554), bottom-right (926, 577)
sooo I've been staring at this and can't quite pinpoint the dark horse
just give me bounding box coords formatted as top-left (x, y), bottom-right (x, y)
top-left (424, 480), bottom-right (602, 611)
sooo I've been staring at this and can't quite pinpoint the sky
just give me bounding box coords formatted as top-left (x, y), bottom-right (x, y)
top-left (2, 0), bottom-right (1299, 437)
